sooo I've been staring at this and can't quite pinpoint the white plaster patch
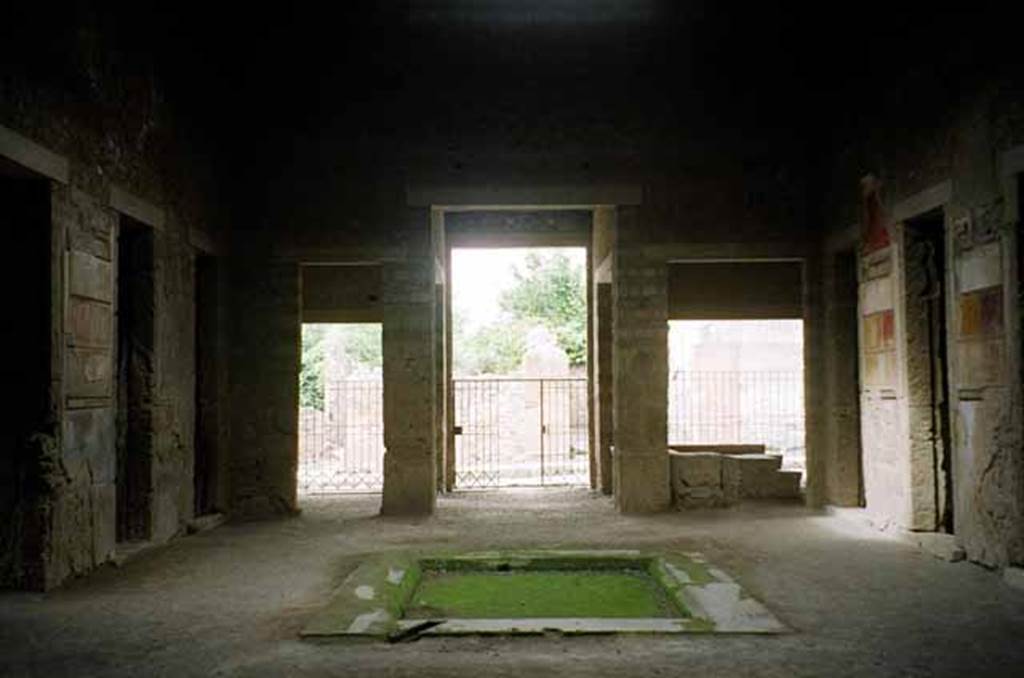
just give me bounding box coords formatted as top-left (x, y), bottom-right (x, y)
top-left (387, 568), bottom-right (405, 585)
top-left (707, 567), bottom-right (735, 583)
top-left (347, 609), bottom-right (389, 634)
top-left (663, 562), bottom-right (691, 584)
top-left (354, 585), bottom-right (376, 600)
top-left (861, 276), bottom-right (894, 314)
top-left (958, 242), bottom-right (1002, 293)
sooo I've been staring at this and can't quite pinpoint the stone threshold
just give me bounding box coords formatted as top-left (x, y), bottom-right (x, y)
top-left (111, 513), bottom-right (227, 568)
top-left (825, 506), bottom-right (966, 562)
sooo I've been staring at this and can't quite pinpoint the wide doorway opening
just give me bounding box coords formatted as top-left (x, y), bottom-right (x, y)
top-left (0, 174), bottom-right (51, 587)
top-left (450, 247), bottom-right (589, 489)
top-left (298, 323), bottom-right (384, 496)
top-left (668, 319), bottom-right (806, 482)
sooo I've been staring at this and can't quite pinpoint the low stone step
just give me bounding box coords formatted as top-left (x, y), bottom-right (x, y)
top-left (724, 454), bottom-right (783, 498)
top-left (771, 470), bottom-right (802, 499)
top-left (669, 444), bottom-right (766, 455)
top-left (726, 453), bottom-right (783, 471)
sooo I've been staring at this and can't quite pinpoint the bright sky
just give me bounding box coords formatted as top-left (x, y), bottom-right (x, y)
top-left (451, 247), bottom-right (586, 331)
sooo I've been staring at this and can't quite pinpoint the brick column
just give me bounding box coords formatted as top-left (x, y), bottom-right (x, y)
top-left (612, 241), bottom-right (671, 513)
top-left (381, 259), bottom-right (437, 515)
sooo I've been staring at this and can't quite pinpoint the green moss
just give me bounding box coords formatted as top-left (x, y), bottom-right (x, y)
top-left (404, 570), bottom-right (683, 619)
top-left (683, 618), bottom-right (716, 632)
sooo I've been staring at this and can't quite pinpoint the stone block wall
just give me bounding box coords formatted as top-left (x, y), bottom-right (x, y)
top-left (0, 148), bottom-right (215, 589)
top-left (381, 256), bottom-right (437, 515)
top-left (1, 14), bottom-right (228, 587)
top-left (612, 208), bottom-right (670, 513)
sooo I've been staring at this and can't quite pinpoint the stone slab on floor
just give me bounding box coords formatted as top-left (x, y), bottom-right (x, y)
top-left (826, 506), bottom-right (966, 562)
top-left (1004, 566), bottom-right (1024, 592)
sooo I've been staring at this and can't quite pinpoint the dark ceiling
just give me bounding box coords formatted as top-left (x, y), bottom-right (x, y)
top-left (2, 2), bottom-right (1016, 205)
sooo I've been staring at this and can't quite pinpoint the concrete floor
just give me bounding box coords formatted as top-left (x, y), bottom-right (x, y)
top-left (2, 489), bottom-right (1023, 677)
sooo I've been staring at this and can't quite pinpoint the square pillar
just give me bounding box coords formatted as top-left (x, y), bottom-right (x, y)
top-left (612, 241), bottom-right (670, 513)
top-left (381, 259), bottom-right (437, 516)
top-left (593, 282), bottom-right (614, 494)
top-left (228, 260), bottom-right (300, 519)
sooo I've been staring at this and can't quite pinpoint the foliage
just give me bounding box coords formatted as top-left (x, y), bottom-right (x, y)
top-left (300, 324), bottom-right (382, 410)
top-left (452, 251), bottom-right (586, 375)
top-left (499, 252), bottom-right (586, 366)
top-left (337, 324), bottom-right (383, 370)
top-left (300, 325), bottom-right (326, 410)
top-left (456, 318), bottom-right (529, 375)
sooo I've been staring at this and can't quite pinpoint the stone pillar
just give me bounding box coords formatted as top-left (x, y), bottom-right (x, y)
top-left (381, 259), bottom-right (437, 516)
top-left (594, 282), bottom-right (614, 494)
top-left (821, 249), bottom-right (864, 507)
top-left (803, 256), bottom-right (826, 508)
top-left (612, 236), bottom-right (671, 513)
top-left (229, 261), bottom-right (300, 519)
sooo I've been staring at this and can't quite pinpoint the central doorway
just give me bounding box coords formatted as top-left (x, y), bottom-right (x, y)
top-left (450, 247), bottom-right (589, 489)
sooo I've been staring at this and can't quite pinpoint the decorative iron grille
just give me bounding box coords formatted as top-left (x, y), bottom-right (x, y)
top-left (453, 377), bottom-right (589, 489)
top-left (298, 379), bottom-right (384, 494)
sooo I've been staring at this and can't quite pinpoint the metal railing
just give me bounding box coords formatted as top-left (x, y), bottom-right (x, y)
top-left (298, 379), bottom-right (385, 494)
top-left (668, 370), bottom-right (805, 471)
top-left (453, 377), bottom-right (589, 489)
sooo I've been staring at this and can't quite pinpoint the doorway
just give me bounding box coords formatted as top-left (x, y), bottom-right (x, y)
top-left (903, 210), bottom-right (954, 533)
top-left (668, 319), bottom-right (806, 481)
top-left (194, 255), bottom-right (224, 517)
top-left (115, 217), bottom-right (155, 542)
top-left (449, 247), bottom-right (589, 488)
top-left (298, 323), bottom-right (385, 495)
top-left (0, 175), bottom-right (51, 586)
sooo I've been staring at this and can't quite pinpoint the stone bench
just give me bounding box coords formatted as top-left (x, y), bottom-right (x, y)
top-left (668, 448), bottom-right (802, 509)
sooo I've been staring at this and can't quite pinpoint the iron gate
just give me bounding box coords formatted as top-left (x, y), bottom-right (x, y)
top-left (453, 377), bottom-right (589, 489)
top-left (298, 379), bottom-right (385, 494)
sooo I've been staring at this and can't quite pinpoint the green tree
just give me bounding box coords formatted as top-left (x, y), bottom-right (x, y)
top-left (300, 324), bottom-right (383, 409)
top-left (499, 252), bottom-right (587, 366)
top-left (334, 324), bottom-right (383, 370)
top-left (458, 319), bottom-right (529, 375)
top-left (300, 324), bottom-right (326, 409)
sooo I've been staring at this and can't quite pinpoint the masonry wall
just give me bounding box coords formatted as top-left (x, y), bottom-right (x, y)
top-left (216, 1), bottom-right (819, 517)
top-left (301, 264), bottom-right (382, 322)
top-left (0, 16), bottom-right (227, 588)
top-left (821, 71), bottom-right (1024, 566)
top-left (229, 262), bottom-right (300, 518)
